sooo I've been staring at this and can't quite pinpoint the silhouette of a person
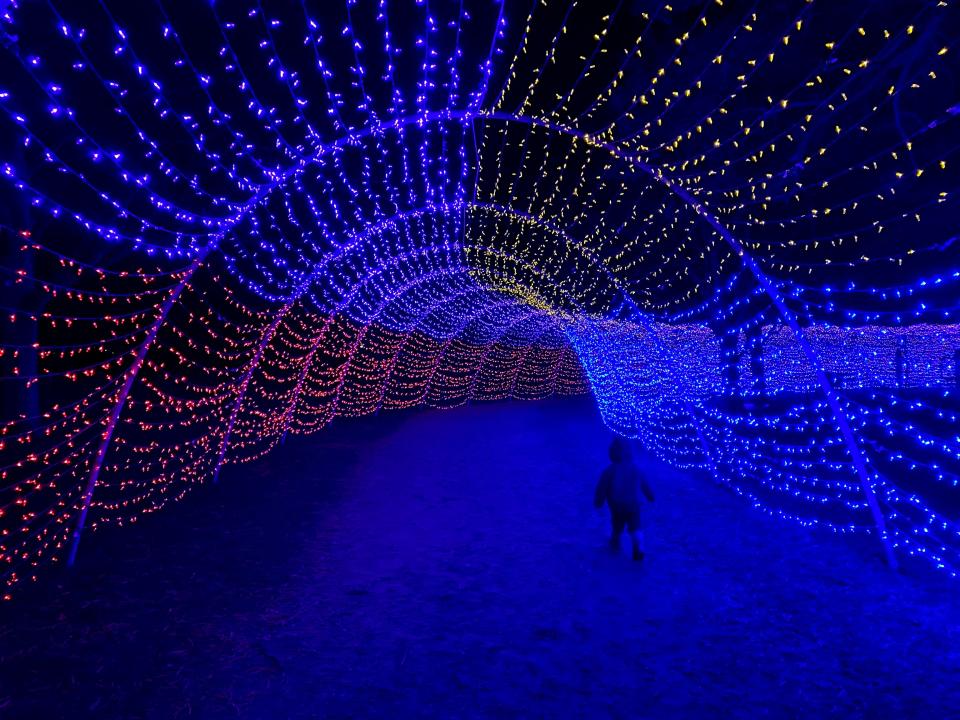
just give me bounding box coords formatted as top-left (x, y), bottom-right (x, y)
top-left (895, 337), bottom-right (908, 388)
top-left (594, 438), bottom-right (655, 561)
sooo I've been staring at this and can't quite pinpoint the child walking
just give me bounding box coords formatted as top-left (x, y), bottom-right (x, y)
top-left (594, 437), bottom-right (655, 561)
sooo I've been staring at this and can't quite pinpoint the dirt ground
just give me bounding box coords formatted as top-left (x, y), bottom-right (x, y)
top-left (1, 397), bottom-right (958, 719)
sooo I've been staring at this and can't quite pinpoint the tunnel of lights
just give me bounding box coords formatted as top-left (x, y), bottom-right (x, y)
top-left (1, 0), bottom-right (959, 593)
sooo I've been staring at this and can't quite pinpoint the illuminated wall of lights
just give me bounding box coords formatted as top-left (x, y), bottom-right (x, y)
top-left (1, 0), bottom-right (959, 594)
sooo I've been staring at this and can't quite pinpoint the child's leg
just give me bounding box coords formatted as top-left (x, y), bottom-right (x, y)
top-left (628, 512), bottom-right (644, 560)
top-left (609, 513), bottom-right (624, 550)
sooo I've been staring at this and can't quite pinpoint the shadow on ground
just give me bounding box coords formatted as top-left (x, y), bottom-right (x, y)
top-left (1, 397), bottom-right (958, 719)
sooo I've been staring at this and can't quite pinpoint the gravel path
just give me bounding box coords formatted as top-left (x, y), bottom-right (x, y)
top-left (1, 397), bottom-right (958, 719)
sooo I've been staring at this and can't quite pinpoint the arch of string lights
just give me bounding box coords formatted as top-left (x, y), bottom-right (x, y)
top-left (1, 0), bottom-right (959, 593)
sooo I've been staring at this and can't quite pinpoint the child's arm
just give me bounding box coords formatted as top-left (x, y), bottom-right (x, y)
top-left (640, 474), bottom-right (655, 503)
top-left (594, 468), bottom-right (611, 508)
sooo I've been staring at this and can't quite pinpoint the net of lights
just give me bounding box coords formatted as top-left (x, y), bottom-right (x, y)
top-left (0, 0), bottom-right (958, 595)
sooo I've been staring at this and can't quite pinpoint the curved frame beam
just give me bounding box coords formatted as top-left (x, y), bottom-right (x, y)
top-left (67, 249), bottom-right (210, 566)
top-left (479, 112), bottom-right (897, 568)
top-left (66, 103), bottom-right (895, 568)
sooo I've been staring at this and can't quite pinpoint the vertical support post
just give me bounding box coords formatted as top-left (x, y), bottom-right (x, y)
top-left (718, 327), bottom-right (740, 396)
top-left (747, 323), bottom-right (765, 395)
